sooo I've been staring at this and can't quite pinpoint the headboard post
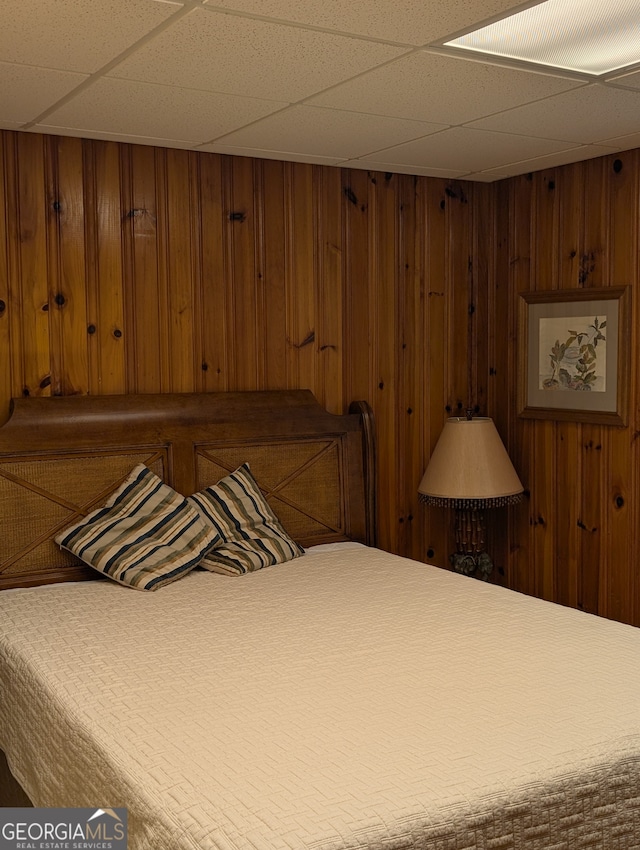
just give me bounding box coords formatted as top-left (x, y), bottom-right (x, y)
top-left (349, 400), bottom-right (377, 548)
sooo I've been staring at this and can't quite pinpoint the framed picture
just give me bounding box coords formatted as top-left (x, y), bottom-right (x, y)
top-left (517, 287), bottom-right (631, 426)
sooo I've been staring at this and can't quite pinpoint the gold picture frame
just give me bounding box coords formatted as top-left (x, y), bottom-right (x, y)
top-left (517, 287), bottom-right (631, 426)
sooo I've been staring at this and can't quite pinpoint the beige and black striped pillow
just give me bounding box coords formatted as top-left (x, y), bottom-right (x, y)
top-left (188, 463), bottom-right (304, 576)
top-left (55, 464), bottom-right (218, 590)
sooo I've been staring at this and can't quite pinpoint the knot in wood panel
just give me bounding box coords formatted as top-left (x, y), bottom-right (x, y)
top-left (343, 187), bottom-right (358, 206)
top-left (290, 330), bottom-right (315, 349)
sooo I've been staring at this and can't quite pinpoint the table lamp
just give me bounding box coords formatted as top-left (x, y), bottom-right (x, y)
top-left (418, 414), bottom-right (523, 580)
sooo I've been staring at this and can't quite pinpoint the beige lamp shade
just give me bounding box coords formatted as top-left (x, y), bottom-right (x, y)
top-left (418, 417), bottom-right (523, 508)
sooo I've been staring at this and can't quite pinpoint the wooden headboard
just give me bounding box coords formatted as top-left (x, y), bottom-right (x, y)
top-left (0, 391), bottom-right (376, 590)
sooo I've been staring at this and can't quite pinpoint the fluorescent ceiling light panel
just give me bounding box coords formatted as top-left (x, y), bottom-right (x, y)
top-left (445, 0), bottom-right (640, 75)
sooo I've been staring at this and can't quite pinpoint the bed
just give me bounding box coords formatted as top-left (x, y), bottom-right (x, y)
top-left (1, 390), bottom-right (639, 850)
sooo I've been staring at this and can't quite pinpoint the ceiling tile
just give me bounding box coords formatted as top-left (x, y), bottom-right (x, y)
top-left (0, 62), bottom-right (87, 125)
top-left (0, 0), bottom-right (179, 74)
top-left (307, 51), bottom-right (585, 124)
top-left (213, 106), bottom-right (446, 158)
top-left (460, 171), bottom-right (508, 182)
top-left (468, 85), bottom-right (640, 144)
top-left (605, 69), bottom-right (640, 90)
top-left (38, 78), bottom-right (287, 143)
top-left (470, 143), bottom-right (620, 179)
top-left (197, 143), bottom-right (344, 166)
top-left (202, 0), bottom-right (522, 45)
top-left (110, 7), bottom-right (407, 102)
top-left (28, 125), bottom-right (197, 150)
top-left (357, 127), bottom-right (574, 173)
top-left (341, 159), bottom-right (467, 179)
top-left (2, 0), bottom-right (640, 180)
top-left (596, 131), bottom-right (640, 151)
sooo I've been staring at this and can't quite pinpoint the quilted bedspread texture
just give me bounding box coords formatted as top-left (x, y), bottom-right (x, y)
top-left (1, 543), bottom-right (640, 850)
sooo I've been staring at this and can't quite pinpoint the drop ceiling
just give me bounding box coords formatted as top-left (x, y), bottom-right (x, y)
top-left (2, 0), bottom-right (640, 182)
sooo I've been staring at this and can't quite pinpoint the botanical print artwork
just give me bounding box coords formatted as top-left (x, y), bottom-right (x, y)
top-left (538, 315), bottom-right (607, 392)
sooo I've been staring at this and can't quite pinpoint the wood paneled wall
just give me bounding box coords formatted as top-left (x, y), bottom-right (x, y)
top-left (490, 151), bottom-right (640, 626)
top-left (1, 130), bottom-right (639, 626)
top-left (0, 130), bottom-right (479, 569)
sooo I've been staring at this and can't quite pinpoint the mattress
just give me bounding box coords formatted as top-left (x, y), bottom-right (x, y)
top-left (1, 543), bottom-right (640, 849)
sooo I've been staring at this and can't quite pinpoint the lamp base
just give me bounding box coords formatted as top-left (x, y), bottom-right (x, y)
top-left (450, 507), bottom-right (493, 580)
top-left (450, 550), bottom-right (494, 580)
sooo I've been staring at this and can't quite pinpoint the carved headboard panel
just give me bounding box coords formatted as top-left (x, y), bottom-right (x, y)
top-left (0, 391), bottom-right (376, 589)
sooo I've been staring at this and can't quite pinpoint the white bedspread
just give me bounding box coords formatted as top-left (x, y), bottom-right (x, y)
top-left (1, 544), bottom-right (640, 849)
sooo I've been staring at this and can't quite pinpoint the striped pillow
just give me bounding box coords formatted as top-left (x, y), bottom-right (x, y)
top-left (55, 465), bottom-right (218, 590)
top-left (188, 463), bottom-right (304, 576)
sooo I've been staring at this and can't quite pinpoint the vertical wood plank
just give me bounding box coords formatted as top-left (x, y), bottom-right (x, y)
top-left (488, 179), bottom-right (513, 584)
top-left (165, 148), bottom-right (197, 393)
top-left (84, 140), bottom-right (127, 395)
top-left (491, 183), bottom-right (520, 587)
top-left (252, 159), bottom-right (267, 391)
top-left (372, 171), bottom-right (398, 555)
top-left (0, 133), bottom-right (11, 423)
top-left (578, 428), bottom-right (603, 614)
top-left (227, 156), bottom-right (258, 391)
top-left (315, 165), bottom-right (343, 414)
top-left (446, 182), bottom-right (472, 413)
top-left (558, 162), bottom-right (583, 290)
top-left (14, 135), bottom-right (51, 399)
top-left (1, 134), bottom-right (25, 411)
top-left (189, 152), bottom-right (204, 394)
top-left (605, 150), bottom-right (638, 624)
top-left (471, 182), bottom-right (492, 420)
top-left (342, 168), bottom-right (372, 408)
top-left (198, 152), bottom-right (229, 393)
top-left (553, 422), bottom-right (580, 609)
top-left (509, 174), bottom-right (535, 598)
top-left (285, 162), bottom-right (316, 394)
top-left (46, 136), bottom-right (89, 397)
top-left (422, 178), bottom-right (450, 569)
top-left (531, 171), bottom-right (559, 602)
top-left (154, 148), bottom-right (171, 393)
top-left (397, 173), bottom-right (425, 562)
top-left (121, 144), bottom-right (163, 393)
